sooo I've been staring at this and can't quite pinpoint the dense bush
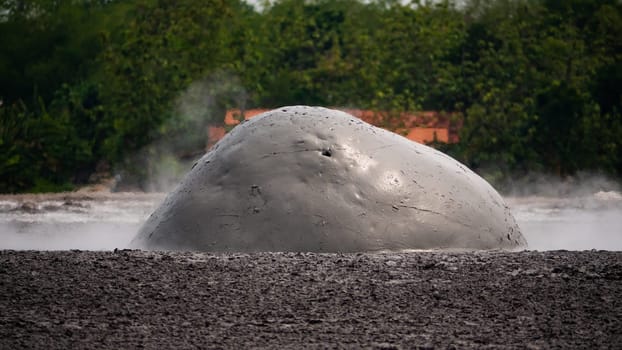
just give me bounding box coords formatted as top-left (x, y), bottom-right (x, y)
top-left (1, 0), bottom-right (620, 192)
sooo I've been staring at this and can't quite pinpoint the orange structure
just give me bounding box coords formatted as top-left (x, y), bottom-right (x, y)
top-left (207, 108), bottom-right (461, 149)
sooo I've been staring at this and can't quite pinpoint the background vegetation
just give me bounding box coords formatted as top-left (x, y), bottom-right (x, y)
top-left (1, 0), bottom-right (620, 192)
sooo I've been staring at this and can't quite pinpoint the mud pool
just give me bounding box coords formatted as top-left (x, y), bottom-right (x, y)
top-left (0, 190), bottom-right (620, 251)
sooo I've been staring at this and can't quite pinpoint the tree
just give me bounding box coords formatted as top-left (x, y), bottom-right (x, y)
top-left (98, 0), bottom-right (248, 160)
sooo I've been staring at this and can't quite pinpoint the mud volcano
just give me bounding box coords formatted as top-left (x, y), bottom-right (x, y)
top-left (131, 106), bottom-right (526, 252)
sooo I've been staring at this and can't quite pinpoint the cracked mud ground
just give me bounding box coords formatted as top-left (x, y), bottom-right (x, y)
top-left (1, 250), bottom-right (620, 349)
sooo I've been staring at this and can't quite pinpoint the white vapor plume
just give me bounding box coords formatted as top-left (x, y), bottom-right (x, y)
top-left (114, 71), bottom-right (249, 193)
top-left (503, 173), bottom-right (622, 251)
top-left (0, 195), bottom-right (162, 251)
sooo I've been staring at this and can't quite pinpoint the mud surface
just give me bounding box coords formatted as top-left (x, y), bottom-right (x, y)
top-left (1, 250), bottom-right (620, 349)
top-left (134, 106), bottom-right (524, 251)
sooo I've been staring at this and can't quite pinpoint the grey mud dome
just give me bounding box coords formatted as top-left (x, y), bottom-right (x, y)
top-left (131, 106), bottom-right (526, 251)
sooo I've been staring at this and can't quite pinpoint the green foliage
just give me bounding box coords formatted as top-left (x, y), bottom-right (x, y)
top-left (247, 0), bottom-right (365, 106)
top-left (1, 0), bottom-right (621, 192)
top-left (0, 99), bottom-right (89, 192)
top-left (455, 0), bottom-right (622, 177)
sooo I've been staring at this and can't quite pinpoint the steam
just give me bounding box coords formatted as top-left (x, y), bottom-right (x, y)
top-left (0, 222), bottom-right (139, 250)
top-left (1, 175), bottom-right (620, 251)
top-left (500, 172), bottom-right (621, 197)
top-left (0, 196), bottom-right (160, 251)
top-left (503, 173), bottom-right (622, 251)
top-left (114, 71), bottom-right (248, 193)
top-left (176, 71), bottom-right (248, 124)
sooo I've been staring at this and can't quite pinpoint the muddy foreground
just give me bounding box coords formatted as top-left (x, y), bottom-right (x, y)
top-left (1, 250), bottom-right (620, 349)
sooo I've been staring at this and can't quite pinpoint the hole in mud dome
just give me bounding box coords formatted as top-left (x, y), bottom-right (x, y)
top-left (321, 149), bottom-right (332, 157)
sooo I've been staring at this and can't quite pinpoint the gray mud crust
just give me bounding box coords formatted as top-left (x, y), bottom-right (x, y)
top-left (1, 250), bottom-right (620, 349)
top-left (132, 106), bottom-right (525, 251)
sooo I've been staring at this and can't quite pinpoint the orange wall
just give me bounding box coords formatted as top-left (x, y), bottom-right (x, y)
top-left (207, 126), bottom-right (226, 149)
top-left (224, 109), bottom-right (270, 125)
top-left (406, 128), bottom-right (450, 144)
top-left (209, 108), bottom-right (460, 150)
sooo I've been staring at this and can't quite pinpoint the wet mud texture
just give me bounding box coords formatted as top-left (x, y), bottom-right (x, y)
top-left (1, 250), bottom-right (620, 349)
top-left (133, 106), bottom-right (524, 251)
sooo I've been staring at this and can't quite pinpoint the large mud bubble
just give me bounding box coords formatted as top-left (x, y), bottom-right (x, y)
top-left (130, 106), bottom-right (526, 252)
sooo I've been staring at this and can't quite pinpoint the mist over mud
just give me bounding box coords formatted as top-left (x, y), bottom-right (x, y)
top-left (112, 71), bottom-right (249, 193)
top-left (1, 144), bottom-right (621, 252)
top-left (1, 181), bottom-right (620, 252)
top-left (507, 190), bottom-right (622, 251)
top-left (0, 193), bottom-right (162, 250)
